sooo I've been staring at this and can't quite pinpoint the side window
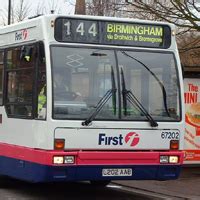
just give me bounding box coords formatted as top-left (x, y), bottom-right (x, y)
top-left (0, 51), bottom-right (4, 105)
top-left (5, 45), bottom-right (35, 118)
top-left (37, 42), bottom-right (46, 119)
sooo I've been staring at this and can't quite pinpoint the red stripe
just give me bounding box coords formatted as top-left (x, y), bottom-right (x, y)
top-left (184, 150), bottom-right (200, 161)
top-left (0, 143), bottom-right (77, 165)
top-left (0, 143), bottom-right (183, 166)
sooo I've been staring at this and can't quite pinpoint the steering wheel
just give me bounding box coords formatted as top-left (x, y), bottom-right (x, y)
top-left (54, 90), bottom-right (78, 101)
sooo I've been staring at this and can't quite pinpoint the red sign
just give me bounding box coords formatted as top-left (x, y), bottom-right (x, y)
top-left (125, 132), bottom-right (140, 147)
top-left (184, 78), bottom-right (200, 163)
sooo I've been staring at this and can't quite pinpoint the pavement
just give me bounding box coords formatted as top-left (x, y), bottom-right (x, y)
top-left (113, 167), bottom-right (200, 200)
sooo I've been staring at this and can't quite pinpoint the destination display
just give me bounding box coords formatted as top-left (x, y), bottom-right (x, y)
top-left (55, 18), bottom-right (171, 48)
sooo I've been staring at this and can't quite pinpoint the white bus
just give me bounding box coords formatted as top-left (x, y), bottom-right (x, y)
top-left (0, 15), bottom-right (184, 185)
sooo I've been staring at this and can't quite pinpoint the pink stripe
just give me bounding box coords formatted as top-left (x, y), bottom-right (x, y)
top-left (0, 143), bottom-right (183, 166)
top-left (0, 142), bottom-right (77, 165)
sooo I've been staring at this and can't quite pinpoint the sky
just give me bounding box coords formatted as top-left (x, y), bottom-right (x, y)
top-left (0, 0), bottom-right (76, 25)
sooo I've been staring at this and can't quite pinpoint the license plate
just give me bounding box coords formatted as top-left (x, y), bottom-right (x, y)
top-left (102, 168), bottom-right (132, 177)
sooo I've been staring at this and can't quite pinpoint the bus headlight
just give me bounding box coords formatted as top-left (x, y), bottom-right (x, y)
top-left (64, 156), bottom-right (75, 164)
top-left (160, 155), bottom-right (179, 164)
top-left (53, 156), bottom-right (75, 164)
top-left (160, 156), bottom-right (169, 163)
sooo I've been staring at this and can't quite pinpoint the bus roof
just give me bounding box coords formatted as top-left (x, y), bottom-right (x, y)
top-left (0, 14), bottom-right (175, 32)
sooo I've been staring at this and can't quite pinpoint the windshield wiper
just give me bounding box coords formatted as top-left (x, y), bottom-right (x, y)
top-left (121, 68), bottom-right (158, 127)
top-left (121, 68), bottom-right (128, 116)
top-left (121, 51), bottom-right (170, 117)
top-left (82, 67), bottom-right (117, 126)
top-left (111, 66), bottom-right (117, 115)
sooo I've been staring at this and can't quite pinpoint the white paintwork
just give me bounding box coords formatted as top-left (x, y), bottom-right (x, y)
top-left (55, 128), bottom-right (180, 150)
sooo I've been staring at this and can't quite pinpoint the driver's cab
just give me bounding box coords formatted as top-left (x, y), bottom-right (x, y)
top-left (51, 47), bottom-right (116, 120)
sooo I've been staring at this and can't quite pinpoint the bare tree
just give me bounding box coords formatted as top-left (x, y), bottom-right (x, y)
top-left (0, 10), bottom-right (8, 26)
top-left (178, 33), bottom-right (200, 66)
top-left (75, 0), bottom-right (86, 15)
top-left (35, 0), bottom-right (61, 15)
top-left (86, 0), bottom-right (125, 17)
top-left (123, 0), bottom-right (200, 66)
top-left (14, 0), bottom-right (30, 22)
top-left (0, 0), bottom-right (13, 25)
top-left (124, 0), bottom-right (200, 31)
top-left (0, 0), bottom-right (30, 25)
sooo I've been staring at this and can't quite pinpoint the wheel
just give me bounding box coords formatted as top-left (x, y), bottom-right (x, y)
top-left (0, 176), bottom-right (14, 188)
top-left (90, 180), bottom-right (111, 187)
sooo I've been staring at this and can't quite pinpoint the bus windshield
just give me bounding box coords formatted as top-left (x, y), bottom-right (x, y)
top-left (51, 46), bottom-right (180, 122)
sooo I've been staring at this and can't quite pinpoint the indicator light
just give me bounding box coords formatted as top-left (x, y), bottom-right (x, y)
top-left (51, 20), bottom-right (54, 27)
top-left (169, 156), bottom-right (179, 164)
top-left (170, 140), bottom-right (179, 150)
top-left (53, 156), bottom-right (64, 164)
top-left (54, 139), bottom-right (65, 150)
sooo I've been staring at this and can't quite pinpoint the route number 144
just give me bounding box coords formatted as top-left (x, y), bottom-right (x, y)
top-left (64, 21), bottom-right (98, 37)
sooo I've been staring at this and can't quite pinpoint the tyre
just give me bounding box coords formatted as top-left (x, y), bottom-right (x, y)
top-left (0, 176), bottom-right (15, 188)
top-left (90, 180), bottom-right (111, 187)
